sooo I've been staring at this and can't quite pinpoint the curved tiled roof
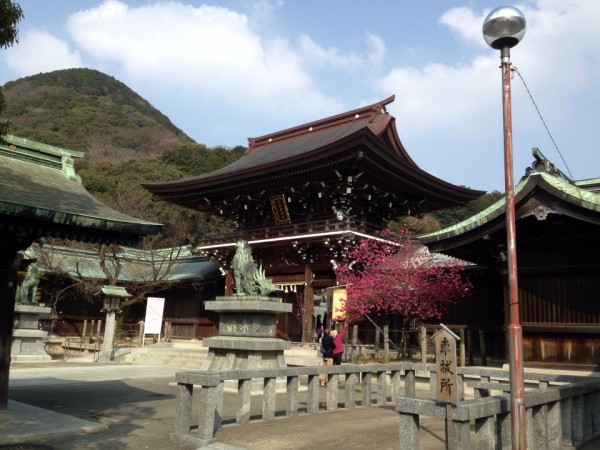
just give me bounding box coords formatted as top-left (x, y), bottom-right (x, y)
top-left (1, 135), bottom-right (162, 246)
top-left (144, 96), bottom-right (483, 208)
top-left (419, 148), bottom-right (600, 248)
top-left (27, 245), bottom-right (219, 283)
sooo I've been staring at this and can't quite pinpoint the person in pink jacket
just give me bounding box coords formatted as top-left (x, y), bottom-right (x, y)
top-left (331, 322), bottom-right (347, 365)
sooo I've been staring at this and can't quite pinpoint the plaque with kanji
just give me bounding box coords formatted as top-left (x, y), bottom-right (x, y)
top-left (432, 324), bottom-right (460, 404)
top-left (270, 194), bottom-right (292, 225)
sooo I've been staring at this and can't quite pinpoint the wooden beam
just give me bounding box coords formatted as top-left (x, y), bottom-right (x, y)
top-left (303, 264), bottom-right (314, 343)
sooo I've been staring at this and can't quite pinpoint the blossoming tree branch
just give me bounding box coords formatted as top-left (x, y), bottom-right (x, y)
top-left (335, 227), bottom-right (473, 325)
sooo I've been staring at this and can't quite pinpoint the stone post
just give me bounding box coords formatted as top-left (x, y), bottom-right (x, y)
top-left (383, 324), bottom-right (389, 363)
top-left (99, 310), bottom-right (116, 362)
top-left (11, 304), bottom-right (52, 362)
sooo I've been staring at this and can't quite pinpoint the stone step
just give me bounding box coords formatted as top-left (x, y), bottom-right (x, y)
top-left (113, 342), bottom-right (323, 368)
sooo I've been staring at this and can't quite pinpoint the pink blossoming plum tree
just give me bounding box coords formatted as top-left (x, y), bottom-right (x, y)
top-left (335, 227), bottom-right (472, 354)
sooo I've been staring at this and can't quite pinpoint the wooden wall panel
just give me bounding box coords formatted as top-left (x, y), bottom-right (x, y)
top-left (519, 273), bottom-right (600, 324)
top-left (523, 332), bottom-right (600, 366)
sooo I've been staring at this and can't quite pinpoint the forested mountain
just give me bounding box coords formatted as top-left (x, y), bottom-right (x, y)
top-left (1, 67), bottom-right (497, 243)
top-left (1, 68), bottom-right (245, 246)
top-left (1, 68), bottom-right (194, 162)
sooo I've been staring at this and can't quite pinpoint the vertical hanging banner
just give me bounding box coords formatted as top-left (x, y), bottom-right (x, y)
top-left (144, 297), bottom-right (165, 343)
top-left (331, 287), bottom-right (347, 322)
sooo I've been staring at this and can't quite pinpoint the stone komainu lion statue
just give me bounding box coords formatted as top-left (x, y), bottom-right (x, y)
top-left (231, 240), bottom-right (277, 296)
top-left (16, 263), bottom-right (40, 304)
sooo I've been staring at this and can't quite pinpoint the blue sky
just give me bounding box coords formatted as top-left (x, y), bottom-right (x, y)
top-left (1, 0), bottom-right (598, 192)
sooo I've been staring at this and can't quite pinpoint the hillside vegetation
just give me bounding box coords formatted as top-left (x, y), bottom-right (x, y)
top-left (1, 68), bottom-right (497, 244)
top-left (1, 68), bottom-right (194, 162)
top-left (1, 68), bottom-right (245, 245)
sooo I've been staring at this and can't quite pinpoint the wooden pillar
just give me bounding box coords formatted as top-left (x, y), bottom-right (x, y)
top-left (0, 253), bottom-right (19, 411)
top-left (303, 264), bottom-right (314, 343)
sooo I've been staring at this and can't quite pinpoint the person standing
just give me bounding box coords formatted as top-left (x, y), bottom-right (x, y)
top-left (315, 315), bottom-right (323, 343)
top-left (331, 322), bottom-right (347, 365)
top-left (320, 329), bottom-right (335, 385)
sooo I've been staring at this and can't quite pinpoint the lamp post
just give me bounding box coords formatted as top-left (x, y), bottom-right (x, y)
top-left (483, 6), bottom-right (527, 448)
top-left (98, 285), bottom-right (131, 362)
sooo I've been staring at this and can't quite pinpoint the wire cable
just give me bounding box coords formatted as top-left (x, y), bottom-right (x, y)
top-left (512, 65), bottom-right (575, 181)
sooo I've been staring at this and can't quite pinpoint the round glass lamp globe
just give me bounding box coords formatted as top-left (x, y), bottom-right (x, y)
top-left (482, 6), bottom-right (526, 49)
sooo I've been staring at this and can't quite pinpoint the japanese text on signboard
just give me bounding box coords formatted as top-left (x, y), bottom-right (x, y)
top-left (433, 326), bottom-right (459, 404)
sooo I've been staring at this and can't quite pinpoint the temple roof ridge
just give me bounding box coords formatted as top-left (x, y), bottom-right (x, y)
top-left (1, 134), bottom-right (162, 245)
top-left (521, 147), bottom-right (572, 183)
top-left (25, 244), bottom-right (218, 282)
top-left (419, 148), bottom-right (600, 245)
top-left (1, 134), bottom-right (84, 182)
top-left (247, 95), bottom-right (395, 152)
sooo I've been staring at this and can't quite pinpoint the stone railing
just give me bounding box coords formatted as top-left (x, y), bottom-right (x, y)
top-left (170, 363), bottom-right (600, 449)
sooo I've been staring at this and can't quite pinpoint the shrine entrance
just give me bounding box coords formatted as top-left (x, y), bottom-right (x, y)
top-left (144, 97), bottom-right (482, 341)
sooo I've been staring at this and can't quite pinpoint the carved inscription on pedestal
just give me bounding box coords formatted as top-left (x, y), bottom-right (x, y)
top-left (219, 313), bottom-right (276, 338)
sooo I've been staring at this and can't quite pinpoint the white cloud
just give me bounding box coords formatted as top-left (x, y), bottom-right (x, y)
top-left (249, 0), bottom-right (284, 25)
top-left (438, 6), bottom-right (487, 47)
top-left (366, 32), bottom-right (386, 65)
top-left (438, 1), bottom-right (600, 90)
top-left (298, 35), bottom-right (362, 69)
top-left (3, 30), bottom-right (82, 76)
top-left (65, 0), bottom-right (342, 119)
top-left (380, 56), bottom-right (497, 137)
top-left (380, 0), bottom-right (600, 139)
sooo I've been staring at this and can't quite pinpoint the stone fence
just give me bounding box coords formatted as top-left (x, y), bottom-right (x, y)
top-left (170, 362), bottom-right (600, 449)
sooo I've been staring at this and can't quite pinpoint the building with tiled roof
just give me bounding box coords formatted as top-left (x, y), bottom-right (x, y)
top-left (144, 96), bottom-right (484, 341)
top-left (0, 134), bottom-right (163, 410)
top-left (420, 148), bottom-right (600, 366)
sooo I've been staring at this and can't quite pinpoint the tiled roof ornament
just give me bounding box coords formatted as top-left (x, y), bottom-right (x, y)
top-left (523, 147), bottom-right (571, 182)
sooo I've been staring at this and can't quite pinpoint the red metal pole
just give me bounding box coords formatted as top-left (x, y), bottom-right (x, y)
top-left (501, 46), bottom-right (527, 449)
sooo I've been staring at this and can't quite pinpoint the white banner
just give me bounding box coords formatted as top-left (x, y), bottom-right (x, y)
top-left (144, 297), bottom-right (165, 335)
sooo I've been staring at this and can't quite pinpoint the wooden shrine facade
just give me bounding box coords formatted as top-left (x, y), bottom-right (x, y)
top-left (144, 97), bottom-right (483, 340)
top-left (0, 135), bottom-right (162, 409)
top-left (421, 149), bottom-right (600, 367)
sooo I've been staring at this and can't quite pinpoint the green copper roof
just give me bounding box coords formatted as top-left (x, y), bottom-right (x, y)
top-left (420, 148), bottom-right (600, 245)
top-left (575, 177), bottom-right (600, 192)
top-left (1, 135), bottom-right (162, 245)
top-left (100, 285), bottom-right (132, 298)
top-left (27, 245), bottom-right (219, 283)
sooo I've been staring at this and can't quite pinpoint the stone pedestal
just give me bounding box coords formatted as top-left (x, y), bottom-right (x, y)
top-left (201, 296), bottom-right (292, 371)
top-left (12, 304), bottom-right (52, 362)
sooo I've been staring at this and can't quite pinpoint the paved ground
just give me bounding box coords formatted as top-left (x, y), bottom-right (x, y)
top-left (2, 358), bottom-right (600, 450)
top-left (3, 363), bottom-right (184, 449)
top-left (1, 361), bottom-right (448, 450)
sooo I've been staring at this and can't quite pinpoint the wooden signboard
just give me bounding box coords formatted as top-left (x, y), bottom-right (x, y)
top-left (432, 324), bottom-right (459, 404)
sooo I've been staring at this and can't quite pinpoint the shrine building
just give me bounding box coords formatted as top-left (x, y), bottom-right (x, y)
top-left (144, 96), bottom-right (483, 341)
top-left (421, 149), bottom-right (600, 367)
top-left (0, 134), bottom-right (162, 410)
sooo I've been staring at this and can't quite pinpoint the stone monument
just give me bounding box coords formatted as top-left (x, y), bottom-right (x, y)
top-left (12, 263), bottom-right (52, 362)
top-left (201, 240), bottom-right (291, 371)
